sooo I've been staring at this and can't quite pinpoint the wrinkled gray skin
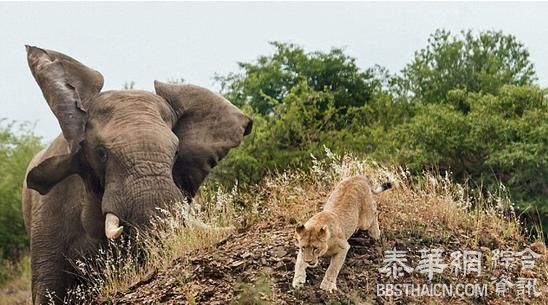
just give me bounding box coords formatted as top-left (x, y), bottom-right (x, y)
top-left (21, 46), bottom-right (252, 304)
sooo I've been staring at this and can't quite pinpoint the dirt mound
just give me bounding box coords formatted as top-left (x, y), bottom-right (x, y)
top-left (102, 216), bottom-right (383, 304)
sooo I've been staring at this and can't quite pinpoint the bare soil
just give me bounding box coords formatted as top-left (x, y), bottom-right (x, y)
top-left (100, 216), bottom-right (385, 305)
top-left (96, 216), bottom-right (546, 305)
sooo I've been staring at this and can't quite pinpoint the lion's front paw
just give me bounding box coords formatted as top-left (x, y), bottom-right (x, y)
top-left (320, 278), bottom-right (337, 293)
top-left (292, 274), bottom-right (306, 289)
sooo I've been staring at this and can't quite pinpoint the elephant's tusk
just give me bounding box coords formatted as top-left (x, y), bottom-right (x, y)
top-left (105, 213), bottom-right (123, 240)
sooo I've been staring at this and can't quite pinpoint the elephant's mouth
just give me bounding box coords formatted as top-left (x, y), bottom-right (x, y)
top-left (104, 213), bottom-right (124, 240)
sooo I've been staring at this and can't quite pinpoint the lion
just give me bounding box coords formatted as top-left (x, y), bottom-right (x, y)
top-left (292, 175), bottom-right (392, 292)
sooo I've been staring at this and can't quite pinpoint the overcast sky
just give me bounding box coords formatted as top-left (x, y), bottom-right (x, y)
top-left (1, 2), bottom-right (548, 141)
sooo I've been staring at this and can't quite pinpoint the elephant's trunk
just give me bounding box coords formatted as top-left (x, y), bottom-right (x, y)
top-left (105, 213), bottom-right (123, 240)
top-left (101, 173), bottom-right (185, 240)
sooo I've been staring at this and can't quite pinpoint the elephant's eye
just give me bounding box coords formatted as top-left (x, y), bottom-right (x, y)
top-left (95, 146), bottom-right (108, 163)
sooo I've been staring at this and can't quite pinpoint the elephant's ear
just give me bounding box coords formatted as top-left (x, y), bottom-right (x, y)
top-left (154, 81), bottom-right (252, 197)
top-left (26, 45), bottom-right (103, 194)
top-left (26, 45), bottom-right (103, 152)
top-left (27, 154), bottom-right (81, 195)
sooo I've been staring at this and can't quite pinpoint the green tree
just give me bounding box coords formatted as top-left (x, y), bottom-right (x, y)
top-left (396, 29), bottom-right (537, 106)
top-left (469, 86), bottom-right (547, 210)
top-left (384, 85), bottom-right (547, 232)
top-left (211, 82), bottom-right (343, 185)
top-left (217, 42), bottom-right (381, 117)
top-left (212, 43), bottom-right (396, 186)
top-left (0, 122), bottom-right (42, 260)
top-left (211, 37), bottom-right (546, 237)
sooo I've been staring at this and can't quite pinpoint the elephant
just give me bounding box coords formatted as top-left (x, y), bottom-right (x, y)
top-left (21, 45), bottom-right (252, 304)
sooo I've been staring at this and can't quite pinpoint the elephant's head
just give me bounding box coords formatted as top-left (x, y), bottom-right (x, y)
top-left (25, 46), bottom-right (252, 239)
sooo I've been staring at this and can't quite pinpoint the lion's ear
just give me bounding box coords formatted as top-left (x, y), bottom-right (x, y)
top-left (296, 224), bottom-right (305, 235)
top-left (318, 225), bottom-right (329, 240)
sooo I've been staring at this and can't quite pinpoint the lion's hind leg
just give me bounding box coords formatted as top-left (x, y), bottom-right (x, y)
top-left (358, 215), bottom-right (372, 231)
top-left (368, 213), bottom-right (381, 240)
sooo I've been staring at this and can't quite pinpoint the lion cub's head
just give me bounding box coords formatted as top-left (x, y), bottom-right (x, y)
top-left (295, 224), bottom-right (330, 267)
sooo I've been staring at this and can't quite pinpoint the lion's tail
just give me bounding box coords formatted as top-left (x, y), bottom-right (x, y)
top-left (372, 181), bottom-right (393, 194)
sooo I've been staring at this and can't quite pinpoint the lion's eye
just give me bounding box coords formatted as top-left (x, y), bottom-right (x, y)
top-left (96, 146), bottom-right (108, 163)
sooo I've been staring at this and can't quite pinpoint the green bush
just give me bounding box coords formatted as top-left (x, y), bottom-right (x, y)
top-left (212, 32), bottom-right (547, 236)
top-left (217, 42), bottom-right (381, 116)
top-left (395, 29), bottom-right (536, 103)
top-left (382, 85), bottom-right (547, 233)
top-left (0, 122), bottom-right (42, 260)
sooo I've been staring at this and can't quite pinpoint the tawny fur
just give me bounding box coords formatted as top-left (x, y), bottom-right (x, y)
top-left (292, 175), bottom-right (391, 292)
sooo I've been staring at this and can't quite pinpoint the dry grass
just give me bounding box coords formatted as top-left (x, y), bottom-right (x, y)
top-left (220, 148), bottom-right (547, 304)
top-left (68, 196), bottom-right (244, 304)
top-left (2, 148), bottom-right (546, 304)
top-left (288, 149), bottom-right (536, 249)
top-left (0, 256), bottom-right (31, 305)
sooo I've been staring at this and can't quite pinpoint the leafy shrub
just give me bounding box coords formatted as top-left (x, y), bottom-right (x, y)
top-left (212, 32), bottom-right (547, 235)
top-left (0, 122), bottom-right (42, 261)
top-left (384, 85), bottom-right (547, 232)
top-left (395, 29), bottom-right (536, 103)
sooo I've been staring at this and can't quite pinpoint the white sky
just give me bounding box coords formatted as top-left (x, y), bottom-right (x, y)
top-left (1, 2), bottom-right (548, 141)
